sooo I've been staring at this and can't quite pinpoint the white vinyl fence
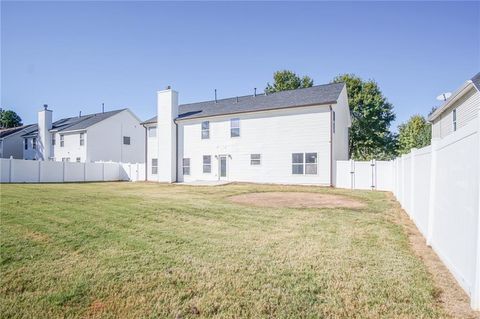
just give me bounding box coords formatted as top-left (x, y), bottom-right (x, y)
top-left (0, 158), bottom-right (146, 183)
top-left (335, 119), bottom-right (480, 310)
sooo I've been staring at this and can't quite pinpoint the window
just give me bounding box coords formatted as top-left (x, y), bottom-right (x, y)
top-left (52, 135), bottom-right (55, 146)
top-left (292, 153), bottom-right (317, 175)
top-left (32, 138), bottom-right (37, 150)
top-left (62, 157), bottom-right (70, 162)
top-left (201, 121), bottom-right (210, 139)
top-left (250, 154), bottom-right (261, 165)
top-left (332, 111), bottom-right (336, 133)
top-left (148, 126), bottom-right (157, 138)
top-left (123, 136), bottom-right (131, 145)
top-left (76, 157), bottom-right (81, 163)
top-left (230, 118), bottom-right (240, 137)
top-left (292, 153), bottom-right (304, 174)
top-left (151, 158), bottom-right (158, 175)
top-left (60, 135), bottom-right (64, 147)
top-left (305, 153), bottom-right (318, 174)
top-left (183, 158), bottom-right (190, 175)
top-left (452, 109), bottom-right (457, 132)
top-left (24, 139), bottom-right (28, 150)
top-left (203, 155), bottom-right (211, 173)
top-left (80, 133), bottom-right (85, 146)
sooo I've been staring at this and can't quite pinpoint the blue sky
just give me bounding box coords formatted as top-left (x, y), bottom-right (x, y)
top-left (1, 1), bottom-right (479, 129)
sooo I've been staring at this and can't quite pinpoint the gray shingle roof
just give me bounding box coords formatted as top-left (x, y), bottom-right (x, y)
top-left (471, 72), bottom-right (480, 91)
top-left (0, 125), bottom-right (34, 138)
top-left (22, 109), bottom-right (126, 137)
top-left (142, 82), bottom-right (345, 124)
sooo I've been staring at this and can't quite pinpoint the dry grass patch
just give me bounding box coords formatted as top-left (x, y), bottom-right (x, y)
top-left (229, 191), bottom-right (365, 209)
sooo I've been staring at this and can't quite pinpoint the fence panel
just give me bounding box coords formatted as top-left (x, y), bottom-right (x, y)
top-left (40, 161), bottom-right (64, 182)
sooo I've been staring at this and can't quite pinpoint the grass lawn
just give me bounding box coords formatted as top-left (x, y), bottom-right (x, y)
top-left (0, 182), bottom-right (445, 318)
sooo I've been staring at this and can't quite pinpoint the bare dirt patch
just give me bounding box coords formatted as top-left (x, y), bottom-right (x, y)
top-left (229, 192), bottom-right (365, 209)
top-left (387, 193), bottom-right (480, 319)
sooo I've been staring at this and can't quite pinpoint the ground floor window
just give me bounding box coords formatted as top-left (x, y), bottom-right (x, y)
top-left (250, 154), bottom-right (261, 165)
top-left (203, 155), bottom-right (211, 173)
top-left (151, 158), bottom-right (158, 175)
top-left (292, 152), bottom-right (317, 175)
top-left (62, 157), bottom-right (70, 162)
top-left (183, 158), bottom-right (190, 175)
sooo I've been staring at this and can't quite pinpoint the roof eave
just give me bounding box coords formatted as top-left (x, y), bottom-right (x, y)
top-left (428, 81), bottom-right (473, 122)
top-left (174, 101), bottom-right (337, 123)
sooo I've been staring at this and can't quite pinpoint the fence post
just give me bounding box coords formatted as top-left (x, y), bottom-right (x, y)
top-left (401, 155), bottom-right (406, 209)
top-left (62, 161), bottom-right (65, 182)
top-left (38, 160), bottom-right (41, 182)
top-left (370, 159), bottom-right (376, 190)
top-left (471, 109), bottom-right (480, 310)
top-left (427, 141), bottom-right (439, 246)
top-left (9, 157), bottom-right (12, 183)
top-left (350, 159), bottom-right (355, 189)
top-left (409, 148), bottom-right (417, 220)
top-left (83, 162), bottom-right (86, 182)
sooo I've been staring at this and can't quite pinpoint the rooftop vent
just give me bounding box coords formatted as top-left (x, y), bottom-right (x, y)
top-left (43, 104), bottom-right (48, 110)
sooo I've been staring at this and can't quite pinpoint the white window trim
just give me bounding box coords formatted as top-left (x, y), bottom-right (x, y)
top-left (183, 158), bottom-right (191, 176)
top-left (203, 155), bottom-right (212, 173)
top-left (201, 121), bottom-right (210, 139)
top-left (230, 118), bottom-right (240, 138)
top-left (250, 154), bottom-right (261, 166)
top-left (292, 152), bottom-right (318, 175)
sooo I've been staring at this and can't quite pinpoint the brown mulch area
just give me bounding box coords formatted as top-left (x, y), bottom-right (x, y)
top-left (228, 191), bottom-right (365, 209)
top-left (387, 193), bottom-right (480, 319)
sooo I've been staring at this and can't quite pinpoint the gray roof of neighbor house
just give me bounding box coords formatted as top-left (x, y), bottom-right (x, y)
top-left (142, 82), bottom-right (345, 124)
top-left (21, 109), bottom-right (126, 137)
top-left (471, 72), bottom-right (480, 91)
top-left (0, 125), bottom-right (34, 139)
top-left (429, 72), bottom-right (480, 122)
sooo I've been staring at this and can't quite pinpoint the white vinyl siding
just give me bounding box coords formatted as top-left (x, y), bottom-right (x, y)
top-left (178, 105), bottom-right (333, 185)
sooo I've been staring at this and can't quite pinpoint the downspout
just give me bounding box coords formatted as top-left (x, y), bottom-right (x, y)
top-left (175, 122), bottom-right (178, 182)
top-left (142, 124), bottom-right (147, 181)
top-left (329, 105), bottom-right (333, 187)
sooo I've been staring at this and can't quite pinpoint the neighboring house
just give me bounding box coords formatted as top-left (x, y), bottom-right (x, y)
top-left (22, 106), bottom-right (145, 163)
top-left (0, 125), bottom-right (35, 159)
top-left (142, 83), bottom-right (351, 185)
top-left (429, 72), bottom-right (480, 138)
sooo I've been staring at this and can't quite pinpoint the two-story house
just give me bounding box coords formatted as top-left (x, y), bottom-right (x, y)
top-left (142, 83), bottom-right (351, 185)
top-left (0, 125), bottom-right (35, 159)
top-left (22, 106), bottom-right (145, 163)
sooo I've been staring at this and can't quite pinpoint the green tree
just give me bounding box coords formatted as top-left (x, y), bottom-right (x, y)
top-left (265, 70), bottom-right (313, 93)
top-left (397, 115), bottom-right (431, 155)
top-left (0, 109), bottom-right (23, 128)
top-left (332, 74), bottom-right (397, 160)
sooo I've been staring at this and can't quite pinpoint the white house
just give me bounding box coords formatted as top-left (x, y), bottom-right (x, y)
top-left (0, 125), bottom-right (35, 159)
top-left (429, 72), bottom-right (480, 138)
top-left (22, 106), bottom-right (145, 163)
top-left (143, 83), bottom-right (351, 185)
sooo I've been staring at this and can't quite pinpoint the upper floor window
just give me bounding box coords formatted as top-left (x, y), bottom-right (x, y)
top-left (60, 135), bottom-right (65, 147)
top-left (151, 158), bottom-right (158, 175)
top-left (24, 139), bottom-right (28, 150)
top-left (332, 111), bottom-right (336, 134)
top-left (452, 109), bottom-right (457, 132)
top-left (183, 158), bottom-right (191, 175)
top-left (149, 127), bottom-right (157, 138)
top-left (203, 155), bottom-right (211, 173)
top-left (250, 154), bottom-right (261, 165)
top-left (230, 118), bottom-right (240, 137)
top-left (76, 157), bottom-right (81, 163)
top-left (80, 133), bottom-right (85, 146)
top-left (123, 136), bottom-right (131, 145)
top-left (32, 138), bottom-right (37, 150)
top-left (52, 135), bottom-right (56, 146)
top-left (201, 121), bottom-right (210, 139)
